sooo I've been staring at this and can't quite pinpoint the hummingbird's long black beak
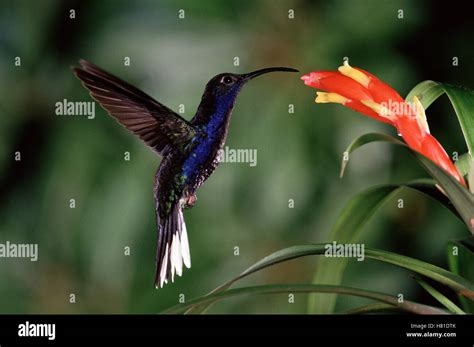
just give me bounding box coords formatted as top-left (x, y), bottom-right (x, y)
top-left (242, 67), bottom-right (299, 81)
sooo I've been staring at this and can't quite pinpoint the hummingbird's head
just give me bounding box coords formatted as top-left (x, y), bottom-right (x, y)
top-left (207, 67), bottom-right (299, 98)
top-left (194, 67), bottom-right (298, 126)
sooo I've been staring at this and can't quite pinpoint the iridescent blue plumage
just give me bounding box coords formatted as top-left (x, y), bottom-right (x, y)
top-left (183, 85), bottom-right (241, 182)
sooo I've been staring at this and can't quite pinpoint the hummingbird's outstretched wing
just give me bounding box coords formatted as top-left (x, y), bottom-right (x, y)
top-left (73, 59), bottom-right (195, 155)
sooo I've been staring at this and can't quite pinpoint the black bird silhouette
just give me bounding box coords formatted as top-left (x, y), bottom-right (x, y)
top-left (73, 60), bottom-right (297, 288)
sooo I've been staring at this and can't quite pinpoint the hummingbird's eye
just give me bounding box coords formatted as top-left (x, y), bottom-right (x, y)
top-left (221, 76), bottom-right (234, 85)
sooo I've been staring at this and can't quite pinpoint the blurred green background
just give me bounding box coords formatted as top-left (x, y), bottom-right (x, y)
top-left (0, 0), bottom-right (473, 313)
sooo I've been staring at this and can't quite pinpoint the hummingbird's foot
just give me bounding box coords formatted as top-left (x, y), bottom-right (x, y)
top-left (184, 194), bottom-right (197, 209)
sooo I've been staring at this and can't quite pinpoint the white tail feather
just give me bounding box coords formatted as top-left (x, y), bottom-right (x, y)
top-left (159, 244), bottom-right (169, 288)
top-left (156, 205), bottom-right (192, 288)
top-left (171, 233), bottom-right (183, 278)
top-left (181, 221), bottom-right (191, 268)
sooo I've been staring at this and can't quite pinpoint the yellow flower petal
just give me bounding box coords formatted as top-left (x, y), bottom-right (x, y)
top-left (315, 91), bottom-right (349, 104)
top-left (338, 61), bottom-right (371, 88)
top-left (412, 96), bottom-right (430, 134)
top-left (360, 100), bottom-right (396, 121)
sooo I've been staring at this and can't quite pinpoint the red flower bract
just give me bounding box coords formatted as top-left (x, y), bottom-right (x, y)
top-left (301, 62), bottom-right (465, 186)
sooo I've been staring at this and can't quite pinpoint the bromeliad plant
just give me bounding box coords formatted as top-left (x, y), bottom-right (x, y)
top-left (301, 62), bottom-right (465, 185)
top-left (163, 62), bottom-right (474, 315)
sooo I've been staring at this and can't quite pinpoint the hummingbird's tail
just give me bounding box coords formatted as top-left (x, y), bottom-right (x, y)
top-left (155, 203), bottom-right (191, 288)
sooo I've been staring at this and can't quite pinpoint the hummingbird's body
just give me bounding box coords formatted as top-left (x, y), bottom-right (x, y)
top-left (73, 60), bottom-right (297, 288)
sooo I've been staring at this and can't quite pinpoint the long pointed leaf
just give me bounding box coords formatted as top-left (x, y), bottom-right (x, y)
top-left (308, 179), bottom-right (460, 314)
top-left (342, 303), bottom-right (403, 314)
top-left (340, 132), bottom-right (405, 178)
top-left (406, 81), bottom-right (474, 156)
top-left (340, 132), bottom-right (474, 233)
top-left (177, 244), bottom-right (474, 314)
top-left (447, 237), bottom-right (474, 313)
top-left (413, 277), bottom-right (465, 314)
top-left (163, 284), bottom-right (448, 315)
top-left (311, 182), bottom-right (434, 313)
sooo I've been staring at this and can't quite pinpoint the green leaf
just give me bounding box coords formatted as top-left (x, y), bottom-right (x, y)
top-left (406, 81), bottom-right (445, 109)
top-left (177, 245), bottom-right (474, 314)
top-left (469, 161), bottom-right (474, 194)
top-left (340, 132), bottom-right (474, 234)
top-left (455, 153), bottom-right (471, 177)
top-left (342, 303), bottom-right (403, 314)
top-left (414, 153), bottom-right (474, 234)
top-left (185, 244), bottom-right (323, 314)
top-left (406, 81), bottom-right (474, 157)
top-left (447, 236), bottom-right (474, 313)
top-left (308, 132), bottom-right (474, 313)
top-left (162, 284), bottom-right (448, 315)
top-left (309, 179), bottom-right (459, 314)
top-left (413, 277), bottom-right (465, 314)
top-left (340, 132), bottom-right (405, 178)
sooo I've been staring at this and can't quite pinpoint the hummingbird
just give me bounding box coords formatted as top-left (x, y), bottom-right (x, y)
top-left (73, 60), bottom-right (297, 288)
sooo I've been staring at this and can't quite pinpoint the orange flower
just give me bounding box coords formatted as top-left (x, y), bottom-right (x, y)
top-left (301, 62), bottom-right (465, 185)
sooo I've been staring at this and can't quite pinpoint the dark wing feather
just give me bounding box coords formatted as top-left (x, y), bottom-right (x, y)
top-left (73, 59), bottom-right (195, 155)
